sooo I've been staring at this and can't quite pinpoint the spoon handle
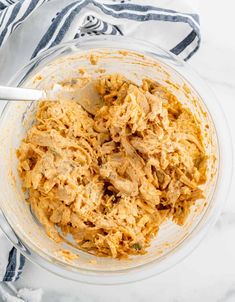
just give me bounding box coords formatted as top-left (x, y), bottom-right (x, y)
top-left (0, 85), bottom-right (45, 101)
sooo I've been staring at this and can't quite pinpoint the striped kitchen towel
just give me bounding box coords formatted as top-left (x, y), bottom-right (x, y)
top-left (0, 0), bottom-right (200, 300)
top-left (0, 0), bottom-right (200, 84)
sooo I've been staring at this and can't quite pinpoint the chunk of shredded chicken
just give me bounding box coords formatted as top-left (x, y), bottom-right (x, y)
top-left (17, 74), bottom-right (207, 258)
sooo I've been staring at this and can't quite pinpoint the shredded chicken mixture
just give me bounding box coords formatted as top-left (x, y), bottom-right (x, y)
top-left (17, 74), bottom-right (207, 258)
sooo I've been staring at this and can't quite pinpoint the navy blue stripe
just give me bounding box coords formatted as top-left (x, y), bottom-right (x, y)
top-left (104, 10), bottom-right (199, 34)
top-left (113, 24), bottom-right (123, 35)
top-left (184, 40), bottom-right (200, 61)
top-left (105, 3), bottom-right (199, 24)
top-left (170, 30), bottom-right (197, 55)
top-left (99, 20), bottom-right (108, 33)
top-left (0, 0), bottom-right (21, 45)
top-left (84, 18), bottom-right (100, 29)
top-left (0, 7), bottom-right (8, 28)
top-left (31, 0), bottom-right (81, 58)
top-left (3, 247), bottom-right (17, 281)
top-left (17, 251), bottom-right (26, 276)
top-left (37, 0), bottom-right (92, 55)
top-left (0, 3), bottom-right (7, 9)
top-left (74, 32), bottom-right (80, 39)
top-left (49, 1), bottom-right (88, 49)
top-left (12, 249), bottom-right (25, 281)
top-left (10, 0), bottom-right (42, 34)
top-left (110, 26), bottom-right (118, 35)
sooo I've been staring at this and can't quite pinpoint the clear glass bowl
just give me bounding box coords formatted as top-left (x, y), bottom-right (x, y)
top-left (0, 36), bottom-right (232, 285)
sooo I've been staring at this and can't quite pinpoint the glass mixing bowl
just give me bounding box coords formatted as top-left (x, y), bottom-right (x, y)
top-left (0, 36), bottom-right (232, 285)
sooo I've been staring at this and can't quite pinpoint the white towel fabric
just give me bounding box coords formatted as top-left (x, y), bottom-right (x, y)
top-left (0, 0), bottom-right (200, 300)
top-left (0, 0), bottom-right (200, 84)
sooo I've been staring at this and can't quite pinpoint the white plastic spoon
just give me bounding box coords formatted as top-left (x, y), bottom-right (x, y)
top-left (0, 81), bottom-right (103, 115)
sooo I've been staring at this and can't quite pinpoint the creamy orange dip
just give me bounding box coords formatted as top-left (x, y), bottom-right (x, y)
top-left (17, 74), bottom-right (207, 258)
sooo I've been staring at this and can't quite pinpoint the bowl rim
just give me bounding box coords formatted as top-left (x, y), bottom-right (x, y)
top-left (0, 35), bottom-right (233, 285)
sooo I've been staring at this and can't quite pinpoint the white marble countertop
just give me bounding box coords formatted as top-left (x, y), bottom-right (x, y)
top-left (2, 1), bottom-right (235, 301)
